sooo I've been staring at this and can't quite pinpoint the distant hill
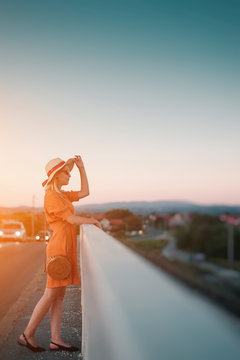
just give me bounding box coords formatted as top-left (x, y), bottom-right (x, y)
top-left (0, 201), bottom-right (240, 216)
top-left (76, 201), bottom-right (240, 216)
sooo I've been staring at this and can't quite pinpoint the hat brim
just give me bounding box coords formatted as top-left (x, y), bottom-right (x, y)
top-left (42, 158), bottom-right (75, 188)
top-left (65, 158), bottom-right (74, 172)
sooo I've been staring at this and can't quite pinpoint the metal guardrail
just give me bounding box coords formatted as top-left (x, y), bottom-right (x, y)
top-left (79, 224), bottom-right (240, 360)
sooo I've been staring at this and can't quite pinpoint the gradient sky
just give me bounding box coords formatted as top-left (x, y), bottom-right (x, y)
top-left (0, 0), bottom-right (239, 207)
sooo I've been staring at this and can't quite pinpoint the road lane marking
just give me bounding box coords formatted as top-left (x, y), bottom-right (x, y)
top-left (0, 242), bottom-right (20, 248)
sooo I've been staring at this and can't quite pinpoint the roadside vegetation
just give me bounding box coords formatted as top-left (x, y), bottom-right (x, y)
top-left (173, 214), bottom-right (240, 269)
top-left (115, 237), bottom-right (169, 266)
top-left (117, 237), bottom-right (168, 254)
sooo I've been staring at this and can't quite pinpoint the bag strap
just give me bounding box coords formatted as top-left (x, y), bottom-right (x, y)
top-left (44, 222), bottom-right (70, 273)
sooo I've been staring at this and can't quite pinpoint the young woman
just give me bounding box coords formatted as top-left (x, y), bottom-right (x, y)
top-left (18, 155), bottom-right (102, 352)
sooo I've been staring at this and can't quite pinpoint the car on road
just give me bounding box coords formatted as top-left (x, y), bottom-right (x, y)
top-left (35, 230), bottom-right (52, 242)
top-left (0, 220), bottom-right (27, 241)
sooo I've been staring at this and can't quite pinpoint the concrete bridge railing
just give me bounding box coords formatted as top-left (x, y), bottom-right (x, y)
top-left (79, 224), bottom-right (240, 360)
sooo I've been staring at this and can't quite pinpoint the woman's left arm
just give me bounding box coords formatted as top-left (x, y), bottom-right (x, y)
top-left (74, 155), bottom-right (90, 199)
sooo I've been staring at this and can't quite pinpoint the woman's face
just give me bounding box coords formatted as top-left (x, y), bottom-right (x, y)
top-left (55, 165), bottom-right (71, 187)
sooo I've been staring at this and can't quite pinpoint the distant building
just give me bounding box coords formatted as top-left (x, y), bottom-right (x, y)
top-left (109, 218), bottom-right (124, 231)
top-left (220, 214), bottom-right (240, 226)
top-left (92, 213), bottom-right (105, 221)
top-left (100, 218), bottom-right (111, 230)
top-left (168, 214), bottom-right (188, 228)
top-left (150, 214), bottom-right (171, 229)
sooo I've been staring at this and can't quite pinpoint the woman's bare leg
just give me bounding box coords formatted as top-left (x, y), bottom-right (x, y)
top-left (19, 287), bottom-right (63, 347)
top-left (50, 287), bottom-right (72, 348)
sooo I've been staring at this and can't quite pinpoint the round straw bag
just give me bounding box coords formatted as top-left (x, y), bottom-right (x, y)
top-left (46, 255), bottom-right (71, 280)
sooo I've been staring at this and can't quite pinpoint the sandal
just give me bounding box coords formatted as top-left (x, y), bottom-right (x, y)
top-left (50, 340), bottom-right (79, 352)
top-left (17, 333), bottom-right (45, 352)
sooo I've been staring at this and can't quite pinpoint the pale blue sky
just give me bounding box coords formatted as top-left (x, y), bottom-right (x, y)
top-left (0, 0), bottom-right (239, 206)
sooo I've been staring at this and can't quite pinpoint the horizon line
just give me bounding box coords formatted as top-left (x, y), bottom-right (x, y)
top-left (1, 199), bottom-right (240, 209)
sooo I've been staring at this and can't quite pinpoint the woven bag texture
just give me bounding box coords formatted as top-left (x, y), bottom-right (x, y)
top-left (47, 255), bottom-right (71, 280)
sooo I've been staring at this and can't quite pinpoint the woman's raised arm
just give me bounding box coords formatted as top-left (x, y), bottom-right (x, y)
top-left (73, 155), bottom-right (90, 199)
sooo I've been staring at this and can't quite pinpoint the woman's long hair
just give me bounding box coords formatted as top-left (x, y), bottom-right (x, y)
top-left (45, 173), bottom-right (61, 193)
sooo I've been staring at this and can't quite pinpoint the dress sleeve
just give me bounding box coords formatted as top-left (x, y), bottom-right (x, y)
top-left (45, 191), bottom-right (73, 221)
top-left (62, 191), bottom-right (79, 202)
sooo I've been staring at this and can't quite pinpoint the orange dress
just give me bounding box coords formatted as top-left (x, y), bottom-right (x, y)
top-left (44, 189), bottom-right (81, 288)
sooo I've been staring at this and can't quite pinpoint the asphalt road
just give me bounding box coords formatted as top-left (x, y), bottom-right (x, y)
top-left (129, 226), bottom-right (168, 241)
top-left (0, 241), bottom-right (46, 322)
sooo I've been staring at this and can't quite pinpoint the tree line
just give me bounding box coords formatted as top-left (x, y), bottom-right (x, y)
top-left (174, 215), bottom-right (240, 260)
top-left (0, 208), bottom-right (143, 236)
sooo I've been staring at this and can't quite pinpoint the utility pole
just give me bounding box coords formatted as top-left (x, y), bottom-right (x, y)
top-left (44, 209), bottom-right (47, 232)
top-left (32, 194), bottom-right (35, 238)
top-left (227, 222), bottom-right (234, 265)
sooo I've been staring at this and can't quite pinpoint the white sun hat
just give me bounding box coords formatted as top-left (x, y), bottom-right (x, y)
top-left (42, 157), bottom-right (74, 188)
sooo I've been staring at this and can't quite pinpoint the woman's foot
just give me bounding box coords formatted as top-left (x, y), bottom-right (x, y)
top-left (17, 333), bottom-right (45, 352)
top-left (50, 339), bottom-right (79, 352)
top-left (19, 333), bottom-right (38, 347)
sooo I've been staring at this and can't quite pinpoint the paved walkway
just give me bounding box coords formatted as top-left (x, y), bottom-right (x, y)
top-left (0, 265), bottom-right (82, 359)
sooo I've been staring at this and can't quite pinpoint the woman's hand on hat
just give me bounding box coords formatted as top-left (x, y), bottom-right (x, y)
top-left (74, 155), bottom-right (84, 169)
